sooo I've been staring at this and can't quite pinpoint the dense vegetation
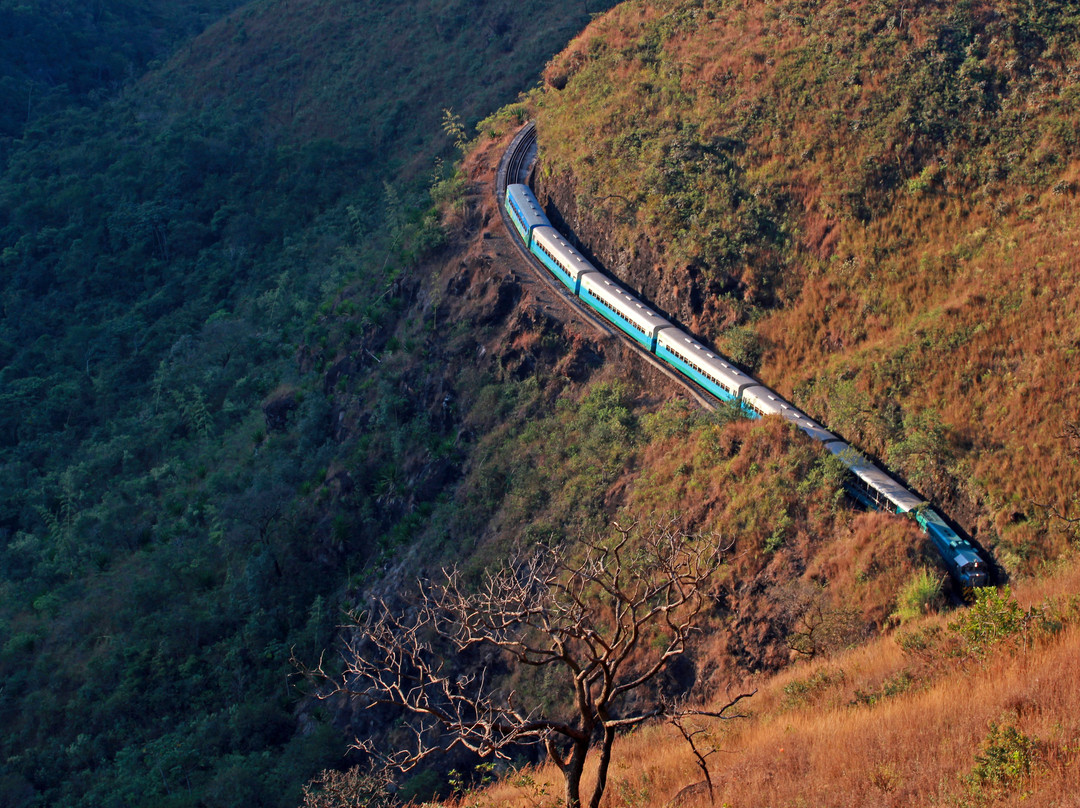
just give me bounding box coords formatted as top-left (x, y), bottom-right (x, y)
top-left (0, 1), bottom-right (617, 805)
top-left (533, 0), bottom-right (1080, 571)
top-left (0, 0), bottom-right (246, 140)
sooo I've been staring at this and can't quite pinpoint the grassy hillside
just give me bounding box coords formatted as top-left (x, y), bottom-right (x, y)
top-left (474, 564), bottom-right (1080, 807)
top-left (532, 0), bottom-right (1080, 572)
top-left (5, 0), bottom-right (1079, 803)
top-left (281, 112), bottom-right (968, 805)
top-left (328, 3), bottom-right (1080, 801)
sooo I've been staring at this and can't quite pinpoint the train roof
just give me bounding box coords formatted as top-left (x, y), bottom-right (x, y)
top-left (920, 509), bottom-right (984, 563)
top-left (579, 273), bottom-right (671, 335)
top-left (655, 328), bottom-right (757, 395)
top-left (739, 385), bottom-right (838, 442)
top-left (506, 183), bottom-right (551, 231)
top-left (823, 440), bottom-right (926, 513)
top-left (531, 226), bottom-right (598, 281)
top-left (742, 385), bottom-right (796, 418)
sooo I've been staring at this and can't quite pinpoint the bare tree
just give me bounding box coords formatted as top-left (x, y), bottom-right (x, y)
top-left (298, 520), bottom-right (753, 808)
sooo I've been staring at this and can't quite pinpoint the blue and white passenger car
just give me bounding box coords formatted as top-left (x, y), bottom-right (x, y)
top-left (531, 226), bottom-right (597, 295)
top-left (505, 183), bottom-right (550, 245)
top-left (655, 328), bottom-right (756, 405)
top-left (578, 273), bottom-right (669, 351)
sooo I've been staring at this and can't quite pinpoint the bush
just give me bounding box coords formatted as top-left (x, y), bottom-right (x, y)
top-left (301, 767), bottom-right (394, 808)
top-left (962, 721), bottom-right (1041, 803)
top-left (720, 325), bottom-right (765, 373)
top-left (892, 568), bottom-right (945, 623)
top-left (948, 586), bottom-right (1066, 660)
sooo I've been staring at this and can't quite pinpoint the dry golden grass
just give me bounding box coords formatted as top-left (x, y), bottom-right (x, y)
top-left (533, 0), bottom-right (1080, 578)
top-left (439, 558), bottom-right (1080, 808)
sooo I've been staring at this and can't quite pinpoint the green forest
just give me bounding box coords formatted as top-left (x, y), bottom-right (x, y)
top-left (0, 0), bottom-right (248, 139)
top-left (0, 0), bottom-right (618, 804)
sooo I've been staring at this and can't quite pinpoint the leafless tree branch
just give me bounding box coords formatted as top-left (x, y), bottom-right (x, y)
top-left (296, 519), bottom-right (742, 808)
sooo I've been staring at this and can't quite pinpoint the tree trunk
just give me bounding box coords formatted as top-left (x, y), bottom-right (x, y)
top-left (588, 727), bottom-right (617, 808)
top-left (561, 738), bottom-right (590, 808)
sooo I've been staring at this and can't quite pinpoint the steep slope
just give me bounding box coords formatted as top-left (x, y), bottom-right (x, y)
top-left (0, 0), bottom-right (246, 139)
top-left (476, 563), bottom-right (1080, 807)
top-left (531, 0), bottom-right (1080, 572)
top-left (293, 126), bottom-right (938, 800)
top-left (300, 2), bottom-right (1080, 800)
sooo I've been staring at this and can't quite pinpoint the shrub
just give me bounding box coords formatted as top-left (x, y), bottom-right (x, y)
top-left (962, 721), bottom-right (1041, 803)
top-left (892, 568), bottom-right (945, 623)
top-left (782, 668), bottom-right (843, 709)
top-left (948, 586), bottom-right (1067, 660)
top-left (949, 587), bottom-right (1026, 658)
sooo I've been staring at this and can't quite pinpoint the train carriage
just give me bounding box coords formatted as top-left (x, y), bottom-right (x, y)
top-left (505, 183), bottom-right (550, 246)
top-left (742, 385), bottom-right (798, 421)
top-left (822, 440), bottom-right (926, 513)
top-left (578, 273), bottom-right (670, 351)
top-left (531, 226), bottom-right (597, 295)
top-left (780, 407), bottom-right (839, 444)
top-left (741, 385), bottom-right (841, 441)
top-left (655, 328), bottom-right (757, 405)
top-left (917, 509), bottom-right (989, 588)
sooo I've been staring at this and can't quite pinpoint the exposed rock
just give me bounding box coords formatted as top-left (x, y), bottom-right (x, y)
top-left (261, 385), bottom-right (298, 432)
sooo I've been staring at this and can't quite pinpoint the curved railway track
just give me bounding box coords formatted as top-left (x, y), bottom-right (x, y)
top-left (494, 122), bottom-right (994, 592)
top-left (496, 124), bottom-right (723, 412)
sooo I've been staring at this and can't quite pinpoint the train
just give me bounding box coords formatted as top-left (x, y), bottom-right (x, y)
top-left (505, 182), bottom-right (990, 590)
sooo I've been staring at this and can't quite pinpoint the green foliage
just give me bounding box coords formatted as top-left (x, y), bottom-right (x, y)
top-left (895, 623), bottom-right (945, 658)
top-left (0, 0), bottom-right (247, 138)
top-left (851, 670), bottom-right (914, 707)
top-left (476, 101), bottom-right (530, 139)
top-left (961, 721), bottom-right (1041, 804)
top-left (892, 568), bottom-right (945, 624)
top-left (448, 762), bottom-right (497, 803)
top-left (948, 587), bottom-right (1063, 659)
top-left (720, 324), bottom-right (766, 373)
top-left (885, 409), bottom-right (953, 494)
top-left (951, 586), bottom-right (1027, 657)
top-left (441, 107), bottom-right (468, 153)
top-left (782, 667), bottom-right (843, 709)
top-left (0, 0), bottom-right (620, 804)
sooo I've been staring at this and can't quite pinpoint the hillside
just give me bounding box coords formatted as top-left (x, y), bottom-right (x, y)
top-left (533, 0), bottom-right (1080, 572)
top-left (0, 0), bottom-right (246, 140)
top-left (4, 0), bottom-right (1080, 805)
top-left (474, 564), bottom-right (1080, 807)
top-left (316, 0), bottom-right (1080, 801)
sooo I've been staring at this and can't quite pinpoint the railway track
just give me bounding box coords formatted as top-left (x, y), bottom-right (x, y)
top-left (493, 121), bottom-right (994, 591)
top-left (498, 121), bottom-right (538, 190)
top-left (495, 124), bottom-right (722, 412)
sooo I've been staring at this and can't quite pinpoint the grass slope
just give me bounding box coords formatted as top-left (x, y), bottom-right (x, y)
top-left (475, 563), bottom-right (1080, 807)
top-left (532, 0), bottom-right (1080, 572)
